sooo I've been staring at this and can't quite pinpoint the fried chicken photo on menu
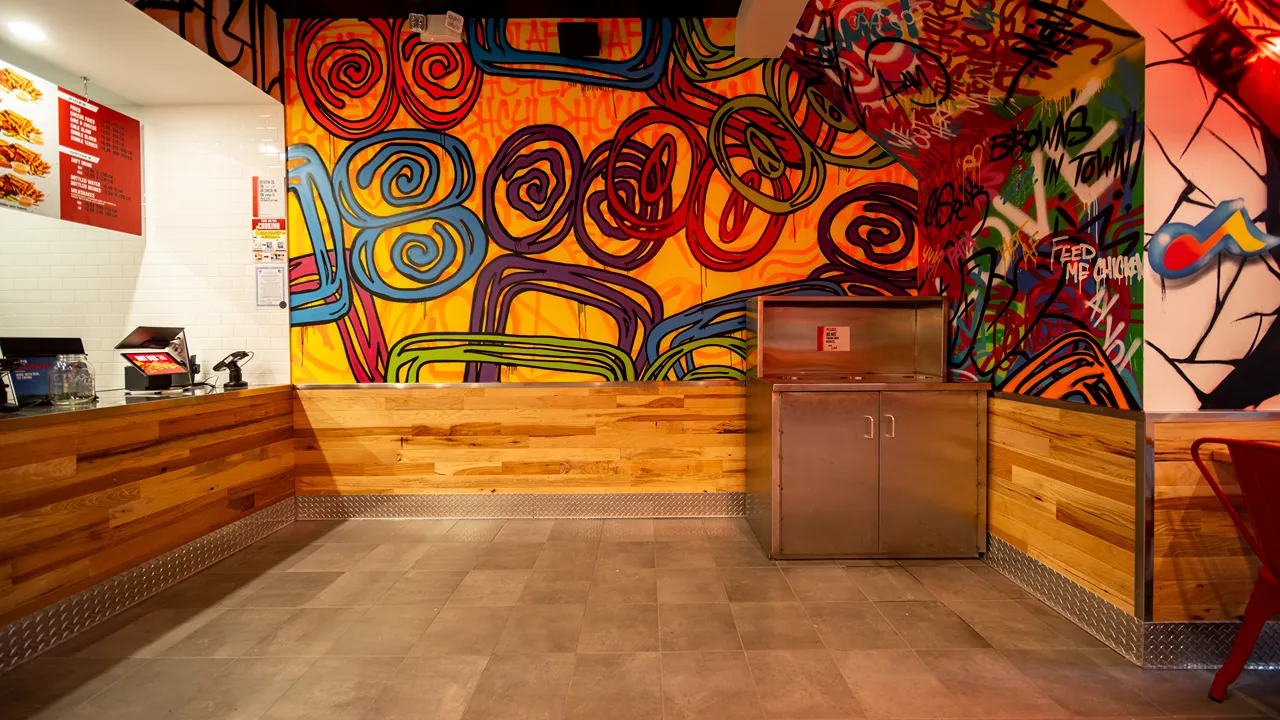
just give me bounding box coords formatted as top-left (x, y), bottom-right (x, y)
top-left (0, 172), bottom-right (44, 207)
top-left (0, 67), bottom-right (43, 102)
top-left (0, 139), bottom-right (50, 176)
top-left (0, 109), bottom-right (43, 145)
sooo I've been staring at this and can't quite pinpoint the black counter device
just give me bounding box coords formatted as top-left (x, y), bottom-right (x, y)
top-left (115, 327), bottom-right (193, 392)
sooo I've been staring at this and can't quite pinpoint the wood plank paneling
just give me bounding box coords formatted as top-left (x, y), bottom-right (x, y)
top-left (294, 385), bottom-right (746, 495)
top-left (1152, 420), bottom-right (1280, 622)
top-left (987, 397), bottom-right (1138, 614)
top-left (0, 386), bottom-right (294, 624)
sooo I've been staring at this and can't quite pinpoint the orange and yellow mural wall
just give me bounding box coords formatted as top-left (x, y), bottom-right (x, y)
top-left (283, 19), bottom-right (918, 384)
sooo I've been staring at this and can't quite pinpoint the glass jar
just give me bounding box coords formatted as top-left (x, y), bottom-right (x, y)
top-left (49, 354), bottom-right (95, 406)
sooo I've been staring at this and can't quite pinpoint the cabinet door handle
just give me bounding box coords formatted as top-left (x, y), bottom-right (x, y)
top-left (885, 414), bottom-right (896, 439)
top-left (864, 415), bottom-right (875, 439)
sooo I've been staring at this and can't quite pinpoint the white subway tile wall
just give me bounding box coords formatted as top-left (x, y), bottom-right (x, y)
top-left (0, 104), bottom-right (290, 389)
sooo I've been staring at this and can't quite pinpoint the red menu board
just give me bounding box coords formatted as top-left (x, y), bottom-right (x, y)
top-left (0, 58), bottom-right (142, 235)
top-left (58, 89), bottom-right (142, 235)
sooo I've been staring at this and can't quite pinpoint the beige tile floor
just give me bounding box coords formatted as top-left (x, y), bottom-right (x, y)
top-left (3, 518), bottom-right (1280, 719)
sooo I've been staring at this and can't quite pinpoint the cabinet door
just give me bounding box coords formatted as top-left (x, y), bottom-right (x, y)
top-left (778, 391), bottom-right (879, 556)
top-left (878, 391), bottom-right (980, 556)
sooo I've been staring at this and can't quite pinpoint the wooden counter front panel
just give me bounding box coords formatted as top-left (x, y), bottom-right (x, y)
top-left (0, 387), bottom-right (295, 624)
top-left (987, 398), bottom-right (1138, 614)
top-left (1152, 420), bottom-right (1280, 622)
top-left (294, 386), bottom-right (745, 495)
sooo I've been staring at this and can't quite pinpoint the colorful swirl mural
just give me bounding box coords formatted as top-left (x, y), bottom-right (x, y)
top-left (285, 18), bottom-right (917, 384)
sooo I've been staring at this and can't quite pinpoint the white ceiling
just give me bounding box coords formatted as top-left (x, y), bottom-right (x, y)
top-left (0, 0), bottom-right (276, 106)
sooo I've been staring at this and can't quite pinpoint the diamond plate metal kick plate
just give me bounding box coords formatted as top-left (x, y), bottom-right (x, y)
top-left (986, 534), bottom-right (1144, 663)
top-left (987, 533), bottom-right (1280, 668)
top-left (1143, 621), bottom-right (1280, 670)
top-left (0, 498), bottom-right (295, 674)
top-left (296, 492), bottom-right (749, 519)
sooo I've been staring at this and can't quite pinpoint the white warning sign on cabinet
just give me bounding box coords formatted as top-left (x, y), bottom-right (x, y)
top-left (817, 326), bottom-right (850, 352)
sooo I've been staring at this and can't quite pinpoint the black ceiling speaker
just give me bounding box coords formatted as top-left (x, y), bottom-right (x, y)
top-left (558, 22), bottom-right (601, 58)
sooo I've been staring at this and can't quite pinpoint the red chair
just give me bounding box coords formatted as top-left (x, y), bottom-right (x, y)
top-left (1192, 438), bottom-right (1280, 701)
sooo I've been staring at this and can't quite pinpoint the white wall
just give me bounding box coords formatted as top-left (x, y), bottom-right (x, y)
top-left (0, 104), bottom-right (289, 389)
top-left (1110, 0), bottom-right (1280, 411)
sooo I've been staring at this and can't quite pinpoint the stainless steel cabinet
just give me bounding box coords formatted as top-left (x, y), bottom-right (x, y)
top-left (878, 391), bottom-right (981, 556)
top-left (778, 391), bottom-right (879, 556)
top-left (772, 389), bottom-right (983, 558)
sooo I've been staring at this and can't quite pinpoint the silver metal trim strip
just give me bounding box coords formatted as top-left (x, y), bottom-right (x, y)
top-left (296, 493), bottom-right (748, 519)
top-left (990, 392), bottom-right (1146, 421)
top-left (0, 498), bottom-right (295, 675)
top-left (1138, 417), bottom-right (1156, 622)
top-left (1144, 410), bottom-right (1280, 421)
top-left (294, 381), bottom-right (744, 390)
top-left (977, 392), bottom-right (989, 554)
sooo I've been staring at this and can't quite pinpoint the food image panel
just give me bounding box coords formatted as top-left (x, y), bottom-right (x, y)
top-left (0, 139), bottom-right (51, 177)
top-left (0, 108), bottom-right (43, 145)
top-left (0, 172), bottom-right (45, 207)
top-left (0, 66), bottom-right (44, 102)
top-left (0, 58), bottom-right (59, 218)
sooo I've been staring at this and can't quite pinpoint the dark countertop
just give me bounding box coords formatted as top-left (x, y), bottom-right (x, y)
top-left (0, 385), bottom-right (292, 428)
top-left (3, 388), bottom-right (213, 420)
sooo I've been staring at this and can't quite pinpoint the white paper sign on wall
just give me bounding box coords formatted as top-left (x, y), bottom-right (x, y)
top-left (253, 176), bottom-right (285, 219)
top-left (256, 265), bottom-right (286, 308)
top-left (817, 326), bottom-right (850, 352)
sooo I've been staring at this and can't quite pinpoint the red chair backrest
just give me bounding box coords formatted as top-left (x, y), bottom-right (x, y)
top-left (1192, 438), bottom-right (1280, 569)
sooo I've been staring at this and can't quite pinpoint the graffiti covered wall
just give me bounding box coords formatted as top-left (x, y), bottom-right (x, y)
top-left (783, 0), bottom-right (1145, 409)
top-left (919, 45), bottom-right (1146, 408)
top-left (1110, 0), bottom-right (1280, 411)
top-left (284, 19), bottom-right (917, 384)
top-left (132, 0), bottom-right (284, 101)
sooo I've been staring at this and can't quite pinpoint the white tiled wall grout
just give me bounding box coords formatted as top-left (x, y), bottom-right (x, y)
top-left (0, 104), bottom-right (290, 388)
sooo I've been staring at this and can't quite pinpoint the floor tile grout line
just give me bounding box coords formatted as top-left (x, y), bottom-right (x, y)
top-left (233, 654), bottom-right (321, 720)
top-left (658, 648), bottom-right (667, 720)
top-left (781, 568), bottom-right (889, 711)
top-left (740, 643), bottom-right (786, 720)
top-left (353, 649), bottom-right (415, 720)
top-left (50, 653), bottom-right (161, 717)
top-left (905, 647), bottom-right (967, 718)
top-left (726, 567), bottom-right (751, 654)
top-left (987, 646), bottom-right (1165, 719)
top-left (559, 649), bottom-right (582, 720)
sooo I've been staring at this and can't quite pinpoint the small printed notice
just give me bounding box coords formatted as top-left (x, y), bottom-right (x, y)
top-left (253, 175), bottom-right (285, 218)
top-left (256, 265), bottom-right (285, 308)
top-left (252, 217), bottom-right (287, 263)
top-left (252, 174), bottom-right (287, 263)
top-left (817, 326), bottom-right (850, 352)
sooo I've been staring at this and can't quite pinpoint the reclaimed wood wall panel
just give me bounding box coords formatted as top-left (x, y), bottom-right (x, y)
top-left (987, 397), bottom-right (1138, 614)
top-left (0, 387), bottom-right (295, 624)
top-left (1152, 420), bottom-right (1280, 622)
top-left (294, 385), bottom-right (746, 495)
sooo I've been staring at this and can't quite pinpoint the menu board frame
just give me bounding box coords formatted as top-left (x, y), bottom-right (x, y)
top-left (0, 57), bottom-right (142, 235)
